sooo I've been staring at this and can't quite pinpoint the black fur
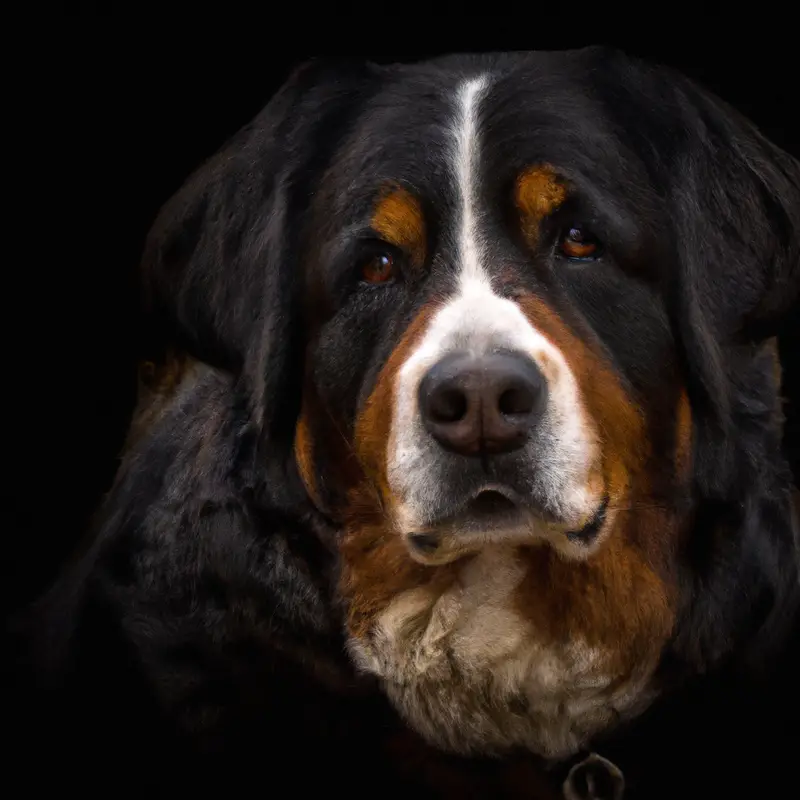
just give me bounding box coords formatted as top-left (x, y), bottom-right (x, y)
top-left (10, 48), bottom-right (800, 797)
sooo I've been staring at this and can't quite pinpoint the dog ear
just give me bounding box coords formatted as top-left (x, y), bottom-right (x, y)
top-left (655, 65), bottom-right (800, 345)
top-left (650, 68), bottom-right (800, 671)
top-left (647, 66), bottom-right (800, 493)
top-left (139, 59), bottom-right (375, 465)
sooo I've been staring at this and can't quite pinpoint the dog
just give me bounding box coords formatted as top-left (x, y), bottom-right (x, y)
top-left (12, 47), bottom-right (800, 798)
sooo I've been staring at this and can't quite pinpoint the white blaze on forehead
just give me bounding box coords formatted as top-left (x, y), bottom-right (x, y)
top-left (452, 75), bottom-right (490, 286)
top-left (387, 73), bottom-right (598, 531)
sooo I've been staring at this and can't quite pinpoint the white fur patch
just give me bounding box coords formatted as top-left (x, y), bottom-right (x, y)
top-left (348, 547), bottom-right (657, 759)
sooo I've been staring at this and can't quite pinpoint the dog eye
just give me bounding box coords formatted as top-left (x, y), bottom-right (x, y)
top-left (361, 252), bottom-right (396, 284)
top-left (558, 226), bottom-right (601, 260)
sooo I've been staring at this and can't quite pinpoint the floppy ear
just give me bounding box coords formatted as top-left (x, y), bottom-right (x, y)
top-left (650, 69), bottom-right (800, 669)
top-left (664, 74), bottom-right (800, 343)
top-left (649, 68), bottom-right (800, 493)
top-left (139, 59), bottom-right (374, 471)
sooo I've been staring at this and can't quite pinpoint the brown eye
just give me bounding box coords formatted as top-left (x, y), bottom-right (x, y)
top-left (361, 252), bottom-right (396, 284)
top-left (559, 226), bottom-right (600, 260)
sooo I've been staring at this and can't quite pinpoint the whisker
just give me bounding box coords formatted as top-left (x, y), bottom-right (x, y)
top-left (607, 501), bottom-right (692, 513)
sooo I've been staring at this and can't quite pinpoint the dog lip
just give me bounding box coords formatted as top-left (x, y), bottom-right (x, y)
top-left (565, 494), bottom-right (610, 543)
top-left (447, 485), bottom-right (528, 526)
top-left (403, 490), bottom-right (610, 565)
top-left (407, 532), bottom-right (441, 554)
top-left (416, 484), bottom-right (563, 532)
top-left (466, 488), bottom-right (519, 515)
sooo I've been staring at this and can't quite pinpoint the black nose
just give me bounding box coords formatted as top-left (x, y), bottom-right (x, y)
top-left (418, 351), bottom-right (547, 457)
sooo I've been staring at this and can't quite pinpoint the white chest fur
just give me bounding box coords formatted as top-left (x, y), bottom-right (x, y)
top-left (347, 546), bottom-right (657, 760)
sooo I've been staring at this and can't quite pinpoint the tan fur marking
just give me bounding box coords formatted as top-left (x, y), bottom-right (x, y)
top-left (517, 526), bottom-right (675, 668)
top-left (352, 305), bottom-right (438, 493)
top-left (514, 165), bottom-right (567, 247)
top-left (767, 336), bottom-right (783, 387)
top-left (138, 350), bottom-right (192, 398)
top-left (340, 304), bottom-right (458, 638)
top-left (371, 185), bottom-right (427, 268)
top-left (126, 350), bottom-right (195, 450)
top-left (675, 389), bottom-right (693, 478)
top-left (517, 294), bottom-right (646, 506)
top-left (513, 293), bottom-right (679, 672)
top-left (294, 409), bottom-right (322, 507)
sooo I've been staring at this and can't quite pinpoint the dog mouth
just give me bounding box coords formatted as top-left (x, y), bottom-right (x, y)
top-left (406, 488), bottom-right (609, 563)
top-left (457, 489), bottom-right (526, 527)
top-left (566, 493), bottom-right (609, 543)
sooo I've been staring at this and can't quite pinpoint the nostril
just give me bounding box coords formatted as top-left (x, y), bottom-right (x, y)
top-left (429, 387), bottom-right (468, 423)
top-left (419, 351), bottom-right (545, 457)
top-left (498, 384), bottom-right (535, 417)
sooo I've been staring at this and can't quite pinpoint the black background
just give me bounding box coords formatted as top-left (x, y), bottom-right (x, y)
top-left (8, 16), bottom-right (799, 621)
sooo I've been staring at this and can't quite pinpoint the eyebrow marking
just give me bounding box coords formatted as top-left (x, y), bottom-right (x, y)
top-left (371, 185), bottom-right (427, 268)
top-left (515, 164), bottom-right (568, 247)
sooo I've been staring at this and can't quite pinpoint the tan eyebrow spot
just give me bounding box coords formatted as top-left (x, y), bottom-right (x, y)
top-left (370, 185), bottom-right (427, 268)
top-left (294, 409), bottom-right (322, 508)
top-left (514, 164), bottom-right (567, 247)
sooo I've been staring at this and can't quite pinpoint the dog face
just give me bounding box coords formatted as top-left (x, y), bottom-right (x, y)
top-left (143, 49), bottom-right (800, 760)
top-left (300, 69), bottom-right (690, 552)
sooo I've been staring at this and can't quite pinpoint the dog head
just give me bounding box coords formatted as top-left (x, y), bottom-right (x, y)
top-left (141, 48), bottom-right (800, 759)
